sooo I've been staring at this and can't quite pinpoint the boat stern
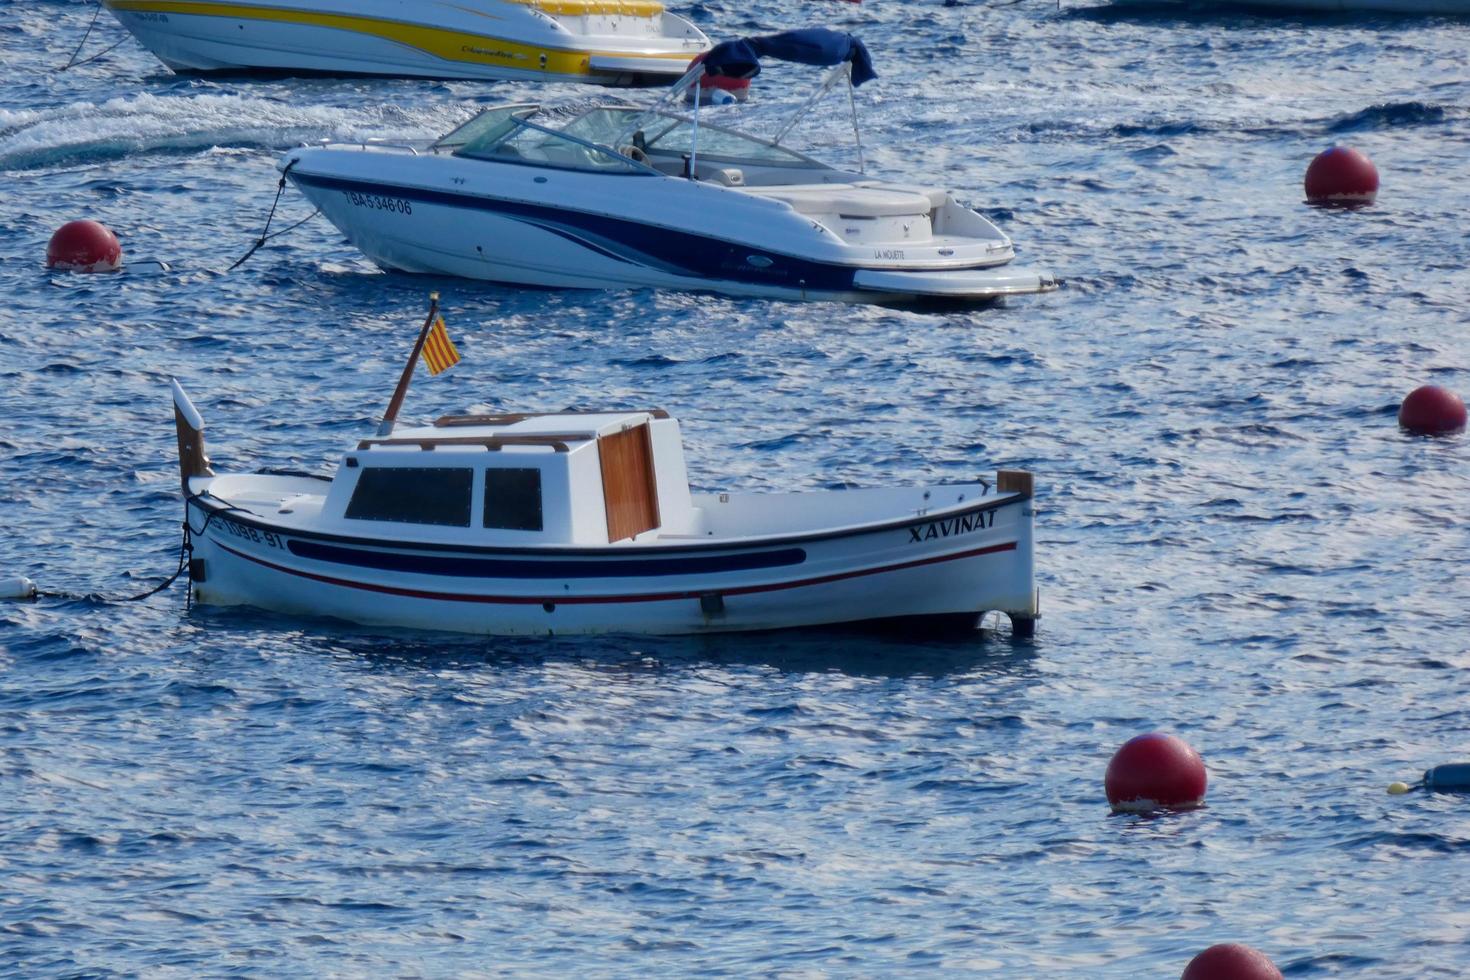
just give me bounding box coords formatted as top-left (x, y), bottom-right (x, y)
top-left (521, 0), bottom-right (709, 84)
top-left (994, 470), bottom-right (1039, 636)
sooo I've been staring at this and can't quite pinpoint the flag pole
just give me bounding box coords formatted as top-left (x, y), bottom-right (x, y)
top-left (378, 292), bottom-right (440, 437)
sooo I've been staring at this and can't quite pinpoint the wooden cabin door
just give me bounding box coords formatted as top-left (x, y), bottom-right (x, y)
top-left (599, 424), bottom-right (660, 542)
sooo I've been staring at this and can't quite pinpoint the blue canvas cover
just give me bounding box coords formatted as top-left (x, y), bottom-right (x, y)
top-left (700, 28), bottom-right (877, 87)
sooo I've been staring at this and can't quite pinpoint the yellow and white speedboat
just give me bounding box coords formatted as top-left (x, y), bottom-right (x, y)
top-left (102, 0), bottom-right (710, 85)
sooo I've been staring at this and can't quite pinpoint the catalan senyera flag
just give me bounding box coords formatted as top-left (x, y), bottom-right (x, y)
top-left (421, 315), bottom-right (460, 376)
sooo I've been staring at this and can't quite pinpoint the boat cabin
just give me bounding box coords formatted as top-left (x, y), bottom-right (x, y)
top-left (318, 410), bottom-right (696, 545)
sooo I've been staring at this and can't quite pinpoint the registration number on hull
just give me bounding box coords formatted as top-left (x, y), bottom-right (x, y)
top-left (346, 191), bottom-right (413, 215)
top-left (216, 517), bottom-right (286, 551)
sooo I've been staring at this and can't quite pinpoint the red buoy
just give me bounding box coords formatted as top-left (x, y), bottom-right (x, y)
top-left (1105, 732), bottom-right (1207, 812)
top-left (1181, 943), bottom-right (1283, 980)
top-left (1304, 146), bottom-right (1379, 206)
top-left (1398, 385), bottom-right (1467, 436)
top-left (46, 220), bottom-right (122, 272)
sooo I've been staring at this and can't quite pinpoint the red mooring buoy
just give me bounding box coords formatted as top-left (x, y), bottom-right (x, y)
top-left (1181, 942), bottom-right (1283, 980)
top-left (46, 220), bottom-right (123, 272)
top-left (1304, 146), bottom-right (1379, 205)
top-left (1398, 385), bottom-right (1467, 436)
top-left (1105, 732), bottom-right (1207, 812)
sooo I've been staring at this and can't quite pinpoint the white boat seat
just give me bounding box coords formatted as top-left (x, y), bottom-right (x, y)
top-left (700, 166), bottom-right (744, 186)
top-left (643, 157), bottom-right (744, 185)
top-left (743, 184), bottom-right (934, 218)
top-left (874, 182), bottom-right (950, 209)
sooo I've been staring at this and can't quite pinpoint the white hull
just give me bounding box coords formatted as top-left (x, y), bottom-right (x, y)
top-left (285, 143), bottom-right (1058, 304)
top-left (103, 0), bottom-right (709, 84)
top-left (186, 486), bottom-right (1038, 636)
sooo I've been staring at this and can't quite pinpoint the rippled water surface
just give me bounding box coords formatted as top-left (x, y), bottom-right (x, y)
top-left (2, 0), bottom-right (1469, 973)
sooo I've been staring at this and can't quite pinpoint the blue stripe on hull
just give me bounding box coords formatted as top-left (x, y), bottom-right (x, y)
top-left (291, 171), bottom-right (862, 292)
top-left (287, 538), bottom-right (808, 578)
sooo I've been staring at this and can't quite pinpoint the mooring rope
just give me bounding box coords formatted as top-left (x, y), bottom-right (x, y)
top-left (58, 1), bottom-right (129, 72)
top-left (25, 501), bottom-right (245, 607)
top-left (227, 160), bottom-right (318, 271)
top-left (34, 522), bottom-right (193, 604)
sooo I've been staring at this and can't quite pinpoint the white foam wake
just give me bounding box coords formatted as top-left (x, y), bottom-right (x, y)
top-left (0, 91), bottom-right (473, 171)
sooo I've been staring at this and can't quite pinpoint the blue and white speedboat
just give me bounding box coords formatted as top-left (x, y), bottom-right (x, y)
top-left (281, 29), bottom-right (1058, 304)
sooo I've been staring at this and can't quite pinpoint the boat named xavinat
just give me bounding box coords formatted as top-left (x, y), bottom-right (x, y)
top-left (173, 296), bottom-right (1040, 636)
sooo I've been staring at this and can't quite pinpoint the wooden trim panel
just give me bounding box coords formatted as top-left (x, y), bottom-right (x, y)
top-left (599, 423), bottom-right (660, 542)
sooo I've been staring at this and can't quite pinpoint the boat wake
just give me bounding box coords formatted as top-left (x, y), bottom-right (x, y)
top-left (1325, 100), bottom-right (1451, 132)
top-left (1016, 99), bottom-right (1460, 143)
top-left (0, 92), bottom-right (471, 172)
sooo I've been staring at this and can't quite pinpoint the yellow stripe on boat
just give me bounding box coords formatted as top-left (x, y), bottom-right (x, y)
top-left (509, 0), bottom-right (666, 16)
top-left (104, 0), bottom-right (691, 75)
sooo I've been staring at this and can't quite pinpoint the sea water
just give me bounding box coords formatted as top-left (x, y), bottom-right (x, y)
top-left (1, 0), bottom-right (1468, 973)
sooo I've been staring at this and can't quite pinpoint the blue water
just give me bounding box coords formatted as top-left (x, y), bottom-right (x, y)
top-left (3, 0), bottom-right (1469, 973)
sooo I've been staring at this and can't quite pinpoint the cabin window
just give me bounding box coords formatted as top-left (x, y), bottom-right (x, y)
top-left (344, 467), bottom-right (473, 527)
top-left (483, 467), bottom-right (543, 532)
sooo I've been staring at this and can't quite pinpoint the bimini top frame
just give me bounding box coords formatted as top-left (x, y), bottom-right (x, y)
top-left (614, 27), bottom-right (877, 177)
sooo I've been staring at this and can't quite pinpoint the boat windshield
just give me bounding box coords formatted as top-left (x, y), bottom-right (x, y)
top-left (556, 107), bottom-right (644, 147)
top-left (435, 101), bottom-right (825, 173)
top-left (433, 104), bottom-right (538, 151)
top-left (640, 117), bottom-right (821, 167)
top-left (451, 115), bottom-right (652, 174)
top-left (559, 105), bottom-right (821, 167)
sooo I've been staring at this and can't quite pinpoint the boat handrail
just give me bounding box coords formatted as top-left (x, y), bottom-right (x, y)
top-left (363, 139), bottom-right (420, 156)
top-left (356, 434), bottom-right (588, 453)
top-left (257, 467), bottom-right (333, 482)
top-left (317, 138), bottom-right (424, 155)
top-left (434, 409), bottom-right (670, 427)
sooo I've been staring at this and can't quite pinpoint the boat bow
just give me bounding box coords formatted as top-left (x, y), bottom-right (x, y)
top-left (171, 379), bottom-right (214, 495)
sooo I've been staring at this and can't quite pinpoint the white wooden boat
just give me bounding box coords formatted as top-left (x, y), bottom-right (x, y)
top-left (172, 297), bottom-right (1040, 636)
top-left (102, 0), bottom-right (710, 85)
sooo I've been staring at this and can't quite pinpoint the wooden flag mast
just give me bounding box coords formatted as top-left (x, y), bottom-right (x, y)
top-left (378, 292), bottom-right (440, 437)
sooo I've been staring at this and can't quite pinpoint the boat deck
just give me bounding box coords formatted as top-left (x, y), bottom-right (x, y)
top-left (196, 473), bottom-right (1001, 547)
